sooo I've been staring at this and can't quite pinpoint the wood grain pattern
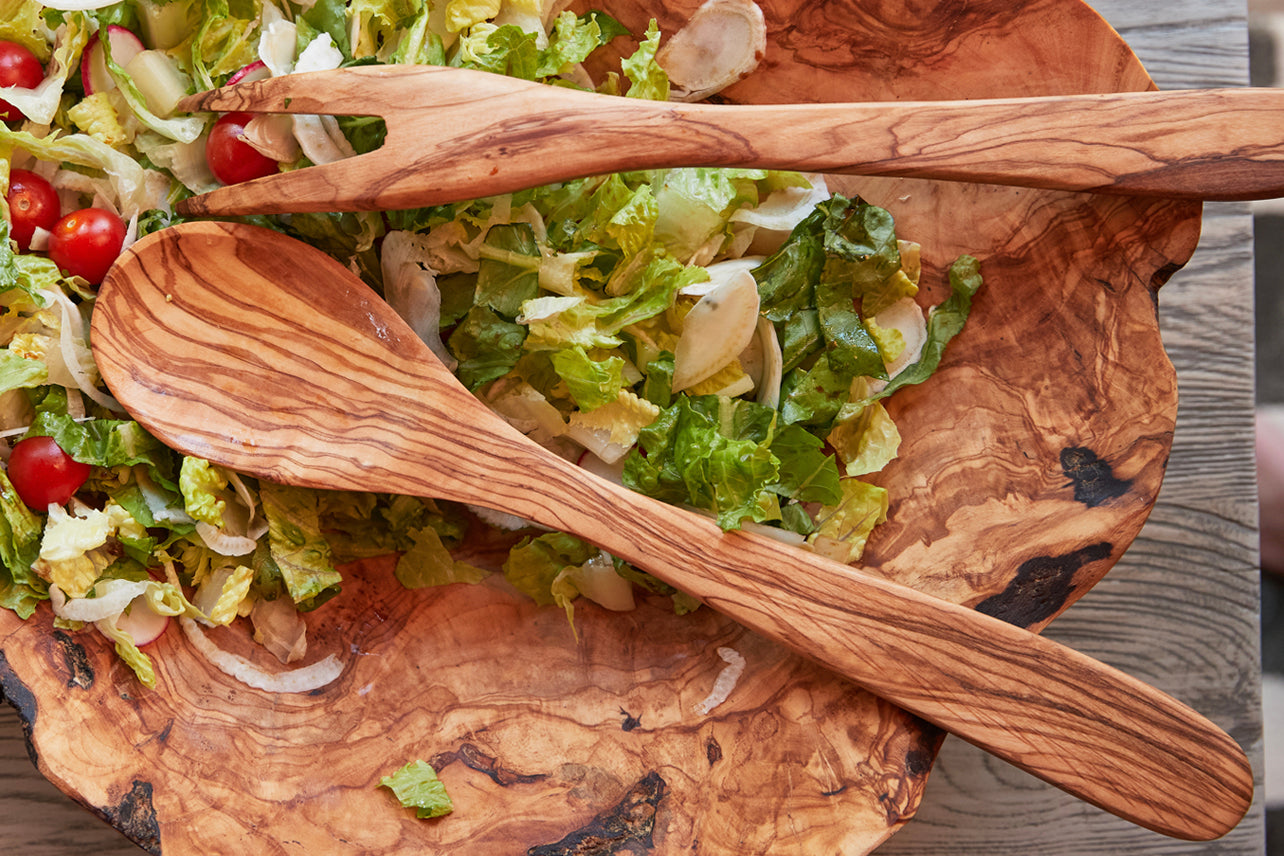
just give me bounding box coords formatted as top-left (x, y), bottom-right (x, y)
top-left (92, 219), bottom-right (1252, 840)
top-left (175, 71), bottom-right (1284, 217)
top-left (0, 0), bottom-right (1263, 854)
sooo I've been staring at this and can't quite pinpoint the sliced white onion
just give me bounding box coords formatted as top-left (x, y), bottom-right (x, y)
top-left (657, 0), bottom-right (766, 102)
top-left (51, 579), bottom-right (150, 623)
top-left (242, 114), bottom-right (300, 162)
top-left (566, 552), bottom-right (634, 612)
top-left (679, 256), bottom-right (762, 297)
top-left (671, 268), bottom-right (761, 391)
top-left (195, 520), bottom-right (258, 557)
top-left (874, 296), bottom-right (929, 379)
top-left (731, 175), bottom-right (830, 232)
top-left (467, 504), bottom-right (540, 532)
top-left (250, 596), bottom-right (308, 664)
top-left (754, 316), bottom-right (783, 408)
top-left (179, 616), bottom-right (343, 693)
top-left (110, 596), bottom-right (170, 646)
top-left (381, 230), bottom-right (457, 371)
top-left (694, 646), bottom-right (746, 715)
top-left (290, 35), bottom-right (356, 165)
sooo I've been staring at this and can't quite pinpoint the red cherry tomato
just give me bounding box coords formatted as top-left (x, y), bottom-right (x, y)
top-left (206, 112), bottom-right (279, 185)
top-left (0, 41), bottom-right (44, 122)
top-left (6, 436), bottom-right (91, 510)
top-left (47, 207), bottom-right (127, 285)
top-left (5, 169), bottom-right (60, 251)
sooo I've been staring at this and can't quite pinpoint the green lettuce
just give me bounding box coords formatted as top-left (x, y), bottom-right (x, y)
top-left (178, 457), bottom-right (228, 527)
top-left (187, 0), bottom-right (264, 91)
top-left (0, 469), bottom-right (44, 617)
top-left (503, 531), bottom-right (598, 606)
top-left (621, 19), bottom-right (666, 101)
top-left (259, 482), bottom-right (343, 609)
top-left (550, 346), bottom-right (625, 412)
top-left (381, 760), bottom-right (454, 819)
top-left (393, 525), bottom-right (488, 588)
top-left (808, 478), bottom-right (889, 563)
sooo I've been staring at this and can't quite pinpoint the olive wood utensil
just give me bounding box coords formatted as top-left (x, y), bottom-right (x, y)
top-left (173, 65), bottom-right (1284, 217)
top-left (90, 221), bottom-right (1253, 842)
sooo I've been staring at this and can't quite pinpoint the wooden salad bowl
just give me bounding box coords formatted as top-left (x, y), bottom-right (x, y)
top-left (0, 0), bottom-right (1203, 853)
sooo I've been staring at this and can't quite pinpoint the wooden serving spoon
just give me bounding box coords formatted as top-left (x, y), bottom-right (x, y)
top-left (172, 65), bottom-right (1284, 217)
top-left (91, 221), bottom-right (1252, 842)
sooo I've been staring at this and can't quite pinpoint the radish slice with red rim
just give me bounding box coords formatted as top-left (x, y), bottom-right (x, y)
top-left (226, 60), bottom-right (271, 87)
top-left (113, 595), bottom-right (170, 647)
top-left (81, 25), bottom-right (145, 95)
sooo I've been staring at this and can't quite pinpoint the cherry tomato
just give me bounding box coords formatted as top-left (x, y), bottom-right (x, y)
top-left (6, 436), bottom-right (91, 510)
top-left (5, 169), bottom-right (60, 251)
top-left (206, 112), bottom-right (279, 185)
top-left (47, 207), bottom-right (127, 285)
top-left (0, 41), bottom-right (44, 122)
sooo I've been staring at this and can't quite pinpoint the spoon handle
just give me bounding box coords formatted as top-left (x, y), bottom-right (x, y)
top-left (176, 67), bottom-right (1284, 216)
top-left (456, 445), bottom-right (1253, 842)
top-left (93, 222), bottom-right (1253, 840)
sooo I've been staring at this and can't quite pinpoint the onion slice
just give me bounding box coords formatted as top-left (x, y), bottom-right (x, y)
top-left (179, 616), bottom-right (343, 693)
top-left (657, 0), bottom-right (766, 102)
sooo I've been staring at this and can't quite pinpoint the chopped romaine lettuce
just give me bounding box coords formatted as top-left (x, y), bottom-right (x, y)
top-left (381, 760), bottom-right (454, 819)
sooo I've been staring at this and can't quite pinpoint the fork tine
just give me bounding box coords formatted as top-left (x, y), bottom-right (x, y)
top-left (175, 153), bottom-right (391, 216)
top-left (177, 68), bottom-right (388, 117)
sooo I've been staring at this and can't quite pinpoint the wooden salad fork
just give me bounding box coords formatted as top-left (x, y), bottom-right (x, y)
top-left (91, 221), bottom-right (1254, 842)
top-left (173, 64), bottom-right (1284, 216)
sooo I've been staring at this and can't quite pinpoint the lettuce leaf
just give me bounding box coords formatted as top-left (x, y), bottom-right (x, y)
top-left (550, 346), bottom-right (625, 412)
top-left (808, 478), bottom-right (889, 564)
top-left (448, 304), bottom-right (528, 389)
top-left (621, 19), bottom-right (666, 101)
top-left (179, 457), bottom-right (228, 527)
top-left (0, 468), bottom-right (44, 617)
top-left (623, 395), bottom-right (789, 530)
top-left (259, 482), bottom-right (343, 609)
top-left (394, 525), bottom-right (488, 588)
top-left (476, 223), bottom-right (541, 318)
top-left (381, 760), bottom-right (454, 819)
top-left (503, 531), bottom-right (598, 606)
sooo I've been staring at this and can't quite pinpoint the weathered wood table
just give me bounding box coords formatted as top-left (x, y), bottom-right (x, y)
top-left (0, 0), bottom-right (1265, 853)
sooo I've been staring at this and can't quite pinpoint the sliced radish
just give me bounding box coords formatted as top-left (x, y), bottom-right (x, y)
top-left (114, 595), bottom-right (170, 647)
top-left (81, 25), bottom-right (146, 95)
top-left (226, 60), bottom-right (271, 87)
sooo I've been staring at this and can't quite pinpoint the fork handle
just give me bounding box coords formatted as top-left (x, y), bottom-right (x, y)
top-left (176, 67), bottom-right (1284, 215)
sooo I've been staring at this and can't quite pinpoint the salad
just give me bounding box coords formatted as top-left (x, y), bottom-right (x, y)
top-left (0, 0), bottom-right (981, 692)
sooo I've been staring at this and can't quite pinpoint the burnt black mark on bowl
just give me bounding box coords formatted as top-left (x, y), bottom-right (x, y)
top-left (0, 650), bottom-right (39, 765)
top-left (705, 736), bottom-right (722, 767)
top-left (53, 629), bottom-right (95, 690)
top-left (974, 542), bottom-right (1114, 627)
top-left (619, 707), bottom-right (642, 732)
top-left (1061, 446), bottom-right (1131, 507)
top-left (96, 779), bottom-right (161, 855)
top-left (528, 771), bottom-right (667, 856)
top-left (430, 742), bottom-right (545, 787)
